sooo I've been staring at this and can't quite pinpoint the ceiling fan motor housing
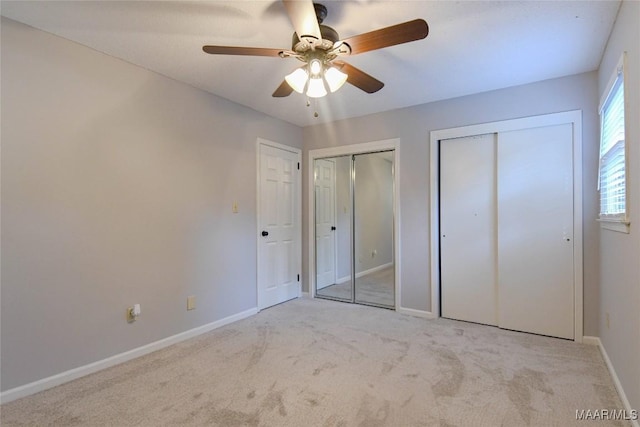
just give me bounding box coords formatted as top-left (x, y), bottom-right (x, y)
top-left (291, 24), bottom-right (339, 52)
top-left (314, 3), bottom-right (328, 23)
top-left (290, 3), bottom-right (339, 54)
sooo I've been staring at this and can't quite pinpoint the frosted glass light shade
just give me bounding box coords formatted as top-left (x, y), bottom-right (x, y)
top-left (285, 68), bottom-right (308, 94)
top-left (306, 77), bottom-right (327, 98)
top-left (309, 59), bottom-right (322, 76)
top-left (325, 67), bottom-right (348, 93)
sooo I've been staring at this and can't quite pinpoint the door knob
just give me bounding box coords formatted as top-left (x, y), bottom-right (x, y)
top-left (261, 231), bottom-right (269, 237)
top-left (331, 226), bottom-right (336, 231)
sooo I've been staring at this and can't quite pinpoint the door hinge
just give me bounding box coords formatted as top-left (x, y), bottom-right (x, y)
top-left (297, 162), bottom-right (300, 170)
top-left (297, 274), bottom-right (300, 282)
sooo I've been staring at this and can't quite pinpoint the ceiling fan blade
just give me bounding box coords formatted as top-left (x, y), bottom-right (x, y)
top-left (202, 45), bottom-right (283, 57)
top-left (282, 0), bottom-right (321, 43)
top-left (340, 19), bottom-right (429, 55)
top-left (272, 80), bottom-right (294, 97)
top-left (334, 61), bottom-right (384, 94)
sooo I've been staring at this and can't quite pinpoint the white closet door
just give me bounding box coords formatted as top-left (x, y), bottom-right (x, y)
top-left (440, 134), bottom-right (498, 326)
top-left (497, 124), bottom-right (574, 339)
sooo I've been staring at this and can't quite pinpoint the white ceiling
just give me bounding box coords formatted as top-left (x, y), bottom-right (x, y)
top-left (1, 0), bottom-right (621, 127)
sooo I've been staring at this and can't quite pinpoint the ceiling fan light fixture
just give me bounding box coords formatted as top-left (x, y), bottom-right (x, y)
top-left (324, 66), bottom-right (348, 93)
top-left (285, 68), bottom-right (309, 93)
top-left (203, 2), bottom-right (430, 101)
top-left (306, 77), bottom-right (327, 98)
top-left (309, 58), bottom-right (323, 76)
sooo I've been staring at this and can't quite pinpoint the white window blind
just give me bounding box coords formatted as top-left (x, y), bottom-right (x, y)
top-left (598, 56), bottom-right (627, 223)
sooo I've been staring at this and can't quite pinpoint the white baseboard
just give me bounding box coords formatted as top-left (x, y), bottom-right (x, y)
top-left (335, 262), bottom-right (394, 285)
top-left (397, 307), bottom-right (437, 319)
top-left (582, 336), bottom-right (600, 346)
top-left (587, 337), bottom-right (639, 427)
top-left (0, 307), bottom-right (258, 404)
top-left (357, 262), bottom-right (394, 279)
top-left (335, 274), bottom-right (350, 285)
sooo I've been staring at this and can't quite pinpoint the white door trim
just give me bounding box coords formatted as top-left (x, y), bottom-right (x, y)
top-left (307, 138), bottom-right (401, 311)
top-left (256, 138), bottom-right (302, 310)
top-left (429, 110), bottom-right (584, 342)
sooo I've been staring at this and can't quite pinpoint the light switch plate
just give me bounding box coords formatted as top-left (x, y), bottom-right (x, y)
top-left (187, 295), bottom-right (196, 311)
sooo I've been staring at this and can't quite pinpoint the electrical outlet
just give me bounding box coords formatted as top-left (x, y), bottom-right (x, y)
top-left (187, 295), bottom-right (196, 311)
top-left (232, 202), bottom-right (238, 214)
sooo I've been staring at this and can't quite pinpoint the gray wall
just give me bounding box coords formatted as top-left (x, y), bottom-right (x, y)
top-left (303, 71), bottom-right (600, 334)
top-left (354, 153), bottom-right (393, 274)
top-left (597, 0), bottom-right (640, 411)
top-left (1, 18), bottom-right (302, 391)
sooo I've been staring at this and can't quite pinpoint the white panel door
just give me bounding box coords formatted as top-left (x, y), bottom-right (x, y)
top-left (314, 159), bottom-right (336, 290)
top-left (497, 124), bottom-right (574, 339)
top-left (258, 144), bottom-right (300, 310)
top-left (440, 134), bottom-right (498, 326)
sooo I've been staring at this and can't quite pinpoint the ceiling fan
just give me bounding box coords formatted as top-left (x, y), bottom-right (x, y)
top-left (202, 1), bottom-right (429, 99)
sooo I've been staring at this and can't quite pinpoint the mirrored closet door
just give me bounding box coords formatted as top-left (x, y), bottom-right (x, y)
top-left (314, 151), bottom-right (395, 309)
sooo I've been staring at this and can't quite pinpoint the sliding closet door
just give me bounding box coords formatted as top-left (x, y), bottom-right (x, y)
top-left (315, 156), bottom-right (353, 301)
top-left (353, 152), bottom-right (395, 308)
top-left (314, 152), bottom-right (394, 308)
top-left (497, 124), bottom-right (574, 339)
top-left (440, 134), bottom-right (497, 326)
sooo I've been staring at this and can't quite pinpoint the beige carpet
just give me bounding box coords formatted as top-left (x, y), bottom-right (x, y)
top-left (0, 297), bottom-right (628, 426)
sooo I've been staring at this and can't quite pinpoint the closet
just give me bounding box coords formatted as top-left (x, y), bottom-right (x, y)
top-left (440, 123), bottom-right (575, 339)
top-left (314, 151), bottom-right (395, 309)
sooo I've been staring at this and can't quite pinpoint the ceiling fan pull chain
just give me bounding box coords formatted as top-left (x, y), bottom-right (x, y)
top-left (305, 96), bottom-right (319, 118)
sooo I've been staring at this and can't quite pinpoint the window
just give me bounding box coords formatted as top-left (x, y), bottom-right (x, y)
top-left (598, 53), bottom-right (628, 232)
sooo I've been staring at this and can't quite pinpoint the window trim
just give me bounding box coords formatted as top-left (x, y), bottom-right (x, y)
top-left (598, 52), bottom-right (629, 233)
